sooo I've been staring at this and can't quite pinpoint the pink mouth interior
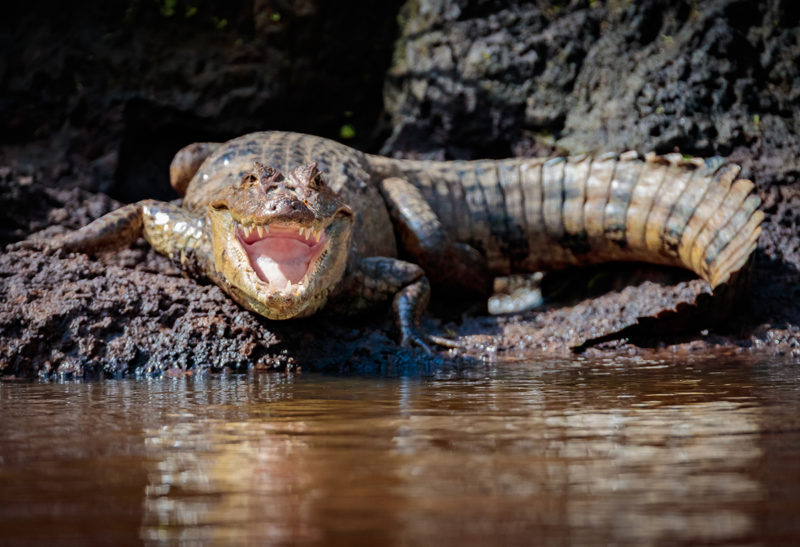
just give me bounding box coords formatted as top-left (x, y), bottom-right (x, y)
top-left (237, 225), bottom-right (327, 289)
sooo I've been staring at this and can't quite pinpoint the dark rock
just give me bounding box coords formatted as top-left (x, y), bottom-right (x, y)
top-left (385, 0), bottom-right (800, 182)
top-left (1, 0), bottom-right (405, 198)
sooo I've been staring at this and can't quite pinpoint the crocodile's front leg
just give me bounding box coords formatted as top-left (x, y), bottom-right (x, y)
top-left (378, 176), bottom-right (491, 298)
top-left (23, 200), bottom-right (212, 278)
top-left (327, 256), bottom-right (444, 351)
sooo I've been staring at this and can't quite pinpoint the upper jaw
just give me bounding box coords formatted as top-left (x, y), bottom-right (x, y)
top-left (235, 221), bottom-right (326, 247)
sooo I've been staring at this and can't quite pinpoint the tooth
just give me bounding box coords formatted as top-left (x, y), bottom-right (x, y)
top-left (257, 226), bottom-right (265, 237)
top-left (263, 224), bottom-right (270, 234)
top-left (301, 227), bottom-right (309, 239)
top-left (314, 228), bottom-right (322, 242)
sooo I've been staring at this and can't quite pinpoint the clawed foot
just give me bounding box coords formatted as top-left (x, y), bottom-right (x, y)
top-left (5, 239), bottom-right (56, 254)
top-left (399, 327), bottom-right (461, 354)
top-left (5, 235), bottom-right (79, 257)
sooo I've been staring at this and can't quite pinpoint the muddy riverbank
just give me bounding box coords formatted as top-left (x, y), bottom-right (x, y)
top-left (1, 0), bottom-right (799, 377)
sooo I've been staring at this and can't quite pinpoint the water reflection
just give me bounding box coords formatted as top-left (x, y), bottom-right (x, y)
top-left (1, 356), bottom-right (799, 544)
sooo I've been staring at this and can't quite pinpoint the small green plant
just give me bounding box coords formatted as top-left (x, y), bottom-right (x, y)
top-left (753, 114), bottom-right (761, 131)
top-left (158, 0), bottom-right (177, 17)
top-left (340, 124), bottom-right (356, 139)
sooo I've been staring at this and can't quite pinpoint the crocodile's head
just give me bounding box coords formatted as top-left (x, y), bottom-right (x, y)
top-left (207, 161), bottom-right (354, 319)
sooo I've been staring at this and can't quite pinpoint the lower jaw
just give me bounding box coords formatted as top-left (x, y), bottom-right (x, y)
top-left (229, 284), bottom-right (314, 320)
top-left (231, 269), bottom-right (328, 320)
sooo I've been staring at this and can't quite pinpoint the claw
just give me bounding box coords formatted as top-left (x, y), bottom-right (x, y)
top-left (427, 334), bottom-right (461, 349)
top-left (400, 326), bottom-right (463, 353)
top-left (400, 327), bottom-right (433, 354)
top-left (7, 233), bottom-right (88, 257)
top-left (7, 239), bottom-right (51, 253)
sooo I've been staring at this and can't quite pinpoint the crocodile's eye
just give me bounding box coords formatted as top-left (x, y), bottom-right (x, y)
top-left (290, 162), bottom-right (323, 190)
top-left (304, 172), bottom-right (326, 191)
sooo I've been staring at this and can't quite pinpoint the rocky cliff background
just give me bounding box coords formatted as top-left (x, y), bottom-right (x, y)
top-left (1, 0), bottom-right (798, 377)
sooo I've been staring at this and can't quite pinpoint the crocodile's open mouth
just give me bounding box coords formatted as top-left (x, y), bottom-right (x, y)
top-left (235, 222), bottom-right (329, 291)
top-left (206, 194), bottom-right (353, 320)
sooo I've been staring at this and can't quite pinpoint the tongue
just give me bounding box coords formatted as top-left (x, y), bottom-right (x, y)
top-left (246, 238), bottom-right (312, 289)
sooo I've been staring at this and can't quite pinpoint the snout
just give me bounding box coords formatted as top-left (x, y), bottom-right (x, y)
top-left (264, 192), bottom-right (316, 224)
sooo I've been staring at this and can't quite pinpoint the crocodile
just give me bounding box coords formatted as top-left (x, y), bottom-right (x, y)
top-left (34, 131), bottom-right (763, 350)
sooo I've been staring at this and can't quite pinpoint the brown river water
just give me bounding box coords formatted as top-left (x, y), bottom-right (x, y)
top-left (1, 354), bottom-right (799, 545)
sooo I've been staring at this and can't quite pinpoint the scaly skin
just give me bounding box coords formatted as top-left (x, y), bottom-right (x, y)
top-left (28, 131), bottom-right (763, 349)
top-left (368, 151), bottom-right (763, 289)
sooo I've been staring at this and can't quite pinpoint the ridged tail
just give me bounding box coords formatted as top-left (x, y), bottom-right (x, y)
top-left (368, 152), bottom-right (763, 289)
top-left (569, 151), bottom-right (763, 288)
